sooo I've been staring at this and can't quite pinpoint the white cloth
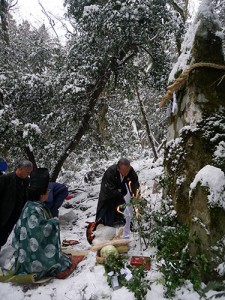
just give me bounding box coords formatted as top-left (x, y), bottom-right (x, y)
top-left (172, 92), bottom-right (178, 115)
top-left (124, 192), bottom-right (131, 203)
top-left (120, 174), bottom-right (124, 182)
top-left (122, 184), bottom-right (133, 238)
top-left (92, 224), bottom-right (117, 246)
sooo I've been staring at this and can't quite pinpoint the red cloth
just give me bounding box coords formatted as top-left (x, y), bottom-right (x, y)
top-left (65, 195), bottom-right (74, 201)
top-left (56, 255), bottom-right (85, 279)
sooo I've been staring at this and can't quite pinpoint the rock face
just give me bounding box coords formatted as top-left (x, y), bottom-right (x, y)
top-left (163, 1), bottom-right (225, 280)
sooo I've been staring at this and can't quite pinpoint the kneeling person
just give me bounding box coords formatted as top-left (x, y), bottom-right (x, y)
top-left (45, 182), bottom-right (69, 217)
top-left (11, 168), bottom-right (80, 280)
top-left (96, 158), bottom-right (140, 227)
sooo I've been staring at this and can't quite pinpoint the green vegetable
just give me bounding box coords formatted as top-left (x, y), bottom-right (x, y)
top-left (100, 245), bottom-right (119, 258)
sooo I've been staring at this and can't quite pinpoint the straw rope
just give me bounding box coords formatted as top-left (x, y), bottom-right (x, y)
top-left (159, 62), bottom-right (225, 108)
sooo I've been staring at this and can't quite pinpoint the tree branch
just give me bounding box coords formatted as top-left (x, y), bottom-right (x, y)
top-left (168, 0), bottom-right (186, 22)
top-left (135, 86), bottom-right (158, 161)
top-left (38, 0), bottom-right (60, 42)
top-left (8, 0), bottom-right (17, 9)
top-left (0, 0), bottom-right (10, 45)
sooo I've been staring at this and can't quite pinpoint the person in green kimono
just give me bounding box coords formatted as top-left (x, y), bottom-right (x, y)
top-left (11, 168), bottom-right (78, 280)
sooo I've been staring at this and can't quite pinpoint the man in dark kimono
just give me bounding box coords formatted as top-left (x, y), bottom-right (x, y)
top-left (95, 158), bottom-right (140, 227)
top-left (0, 160), bottom-right (33, 248)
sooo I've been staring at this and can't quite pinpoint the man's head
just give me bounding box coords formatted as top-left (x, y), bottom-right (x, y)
top-left (15, 160), bottom-right (33, 179)
top-left (117, 158), bottom-right (131, 177)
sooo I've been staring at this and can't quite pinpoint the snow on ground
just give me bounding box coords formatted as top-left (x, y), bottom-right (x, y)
top-left (0, 157), bottom-right (207, 299)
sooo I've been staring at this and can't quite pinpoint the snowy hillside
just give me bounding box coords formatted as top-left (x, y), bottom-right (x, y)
top-left (0, 157), bottom-right (221, 300)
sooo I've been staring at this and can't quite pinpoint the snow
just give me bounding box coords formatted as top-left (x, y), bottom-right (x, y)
top-left (11, 119), bottom-right (20, 126)
top-left (168, 19), bottom-right (200, 82)
top-left (214, 141), bottom-right (225, 158)
top-left (83, 5), bottom-right (100, 17)
top-left (168, 0), bottom-right (221, 83)
top-left (215, 30), bottom-right (225, 39)
top-left (190, 165), bottom-right (225, 210)
top-left (0, 157), bottom-right (210, 299)
top-left (14, 0), bottom-right (73, 44)
top-left (23, 123), bottom-right (42, 138)
top-left (0, 74), bottom-right (7, 80)
top-left (216, 262), bottom-right (225, 276)
top-left (174, 281), bottom-right (202, 300)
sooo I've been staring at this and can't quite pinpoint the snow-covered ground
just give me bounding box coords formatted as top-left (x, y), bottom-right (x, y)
top-left (0, 157), bottom-right (221, 299)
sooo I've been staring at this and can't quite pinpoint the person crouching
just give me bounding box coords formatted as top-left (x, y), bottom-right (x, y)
top-left (11, 168), bottom-right (83, 280)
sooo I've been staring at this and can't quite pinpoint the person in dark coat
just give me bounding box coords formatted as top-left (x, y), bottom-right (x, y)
top-left (45, 182), bottom-right (69, 217)
top-left (0, 160), bottom-right (33, 248)
top-left (95, 158), bottom-right (140, 227)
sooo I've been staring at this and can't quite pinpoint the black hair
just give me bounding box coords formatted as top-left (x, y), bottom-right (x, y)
top-left (27, 186), bottom-right (48, 202)
top-left (117, 158), bottom-right (130, 167)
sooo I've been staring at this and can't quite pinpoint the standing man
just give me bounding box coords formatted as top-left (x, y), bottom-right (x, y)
top-left (0, 160), bottom-right (33, 248)
top-left (95, 158), bottom-right (140, 227)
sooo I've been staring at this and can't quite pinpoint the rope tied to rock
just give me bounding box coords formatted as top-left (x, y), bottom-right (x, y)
top-left (159, 62), bottom-right (225, 108)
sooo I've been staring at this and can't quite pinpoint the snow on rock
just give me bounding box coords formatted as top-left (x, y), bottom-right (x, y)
top-left (190, 165), bottom-right (225, 210)
top-left (169, 0), bottom-right (221, 83)
top-left (168, 19), bottom-right (200, 83)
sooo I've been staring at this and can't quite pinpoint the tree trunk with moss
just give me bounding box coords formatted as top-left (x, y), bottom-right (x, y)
top-left (0, 0), bottom-right (9, 45)
top-left (163, 1), bottom-right (225, 281)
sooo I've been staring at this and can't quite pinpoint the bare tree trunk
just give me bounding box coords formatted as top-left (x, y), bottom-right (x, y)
top-left (184, 0), bottom-right (189, 20)
top-left (51, 72), bottom-right (111, 181)
top-left (24, 146), bottom-right (38, 169)
top-left (135, 87), bottom-right (158, 161)
top-left (38, 1), bottom-right (60, 42)
top-left (168, 0), bottom-right (189, 56)
top-left (50, 44), bottom-right (138, 181)
top-left (168, 0), bottom-right (186, 22)
top-left (50, 67), bottom-right (114, 180)
top-left (0, 0), bottom-right (9, 45)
